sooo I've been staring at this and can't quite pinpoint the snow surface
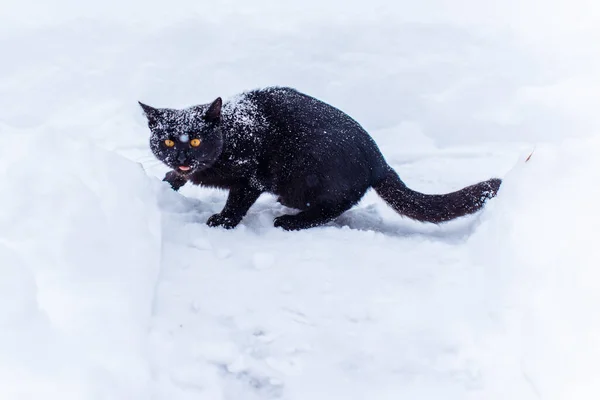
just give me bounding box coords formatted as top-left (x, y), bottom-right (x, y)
top-left (1, 0), bottom-right (600, 399)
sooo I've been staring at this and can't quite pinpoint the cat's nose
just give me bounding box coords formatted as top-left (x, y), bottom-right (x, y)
top-left (177, 153), bottom-right (187, 164)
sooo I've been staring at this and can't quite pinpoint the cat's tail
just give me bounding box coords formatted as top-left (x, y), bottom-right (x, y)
top-left (372, 166), bottom-right (501, 223)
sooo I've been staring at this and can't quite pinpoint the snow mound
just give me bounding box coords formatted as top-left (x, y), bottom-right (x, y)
top-left (468, 135), bottom-right (600, 400)
top-left (0, 129), bottom-right (162, 399)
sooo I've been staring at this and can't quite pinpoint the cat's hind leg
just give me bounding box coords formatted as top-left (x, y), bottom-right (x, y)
top-left (273, 198), bottom-right (357, 231)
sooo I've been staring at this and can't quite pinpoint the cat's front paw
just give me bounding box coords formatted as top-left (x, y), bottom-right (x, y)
top-left (163, 170), bottom-right (187, 191)
top-left (206, 213), bottom-right (240, 229)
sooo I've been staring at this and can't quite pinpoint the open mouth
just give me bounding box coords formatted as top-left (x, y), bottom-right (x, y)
top-left (176, 165), bottom-right (194, 175)
top-left (174, 162), bottom-right (208, 174)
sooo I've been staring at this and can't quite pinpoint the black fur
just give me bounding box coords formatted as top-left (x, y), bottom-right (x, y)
top-left (140, 87), bottom-right (501, 231)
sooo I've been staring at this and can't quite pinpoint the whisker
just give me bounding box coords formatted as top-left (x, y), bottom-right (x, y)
top-left (132, 156), bottom-right (160, 163)
top-left (138, 163), bottom-right (161, 168)
top-left (133, 157), bottom-right (161, 163)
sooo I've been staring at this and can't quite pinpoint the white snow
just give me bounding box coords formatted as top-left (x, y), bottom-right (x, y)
top-left (1, 0), bottom-right (600, 399)
top-left (467, 137), bottom-right (600, 400)
top-left (0, 129), bottom-right (162, 398)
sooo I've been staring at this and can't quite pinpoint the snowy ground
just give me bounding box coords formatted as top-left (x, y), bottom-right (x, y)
top-left (1, 1), bottom-right (600, 399)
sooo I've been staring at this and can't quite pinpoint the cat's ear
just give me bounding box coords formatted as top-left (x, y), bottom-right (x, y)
top-left (138, 101), bottom-right (160, 126)
top-left (204, 97), bottom-right (222, 122)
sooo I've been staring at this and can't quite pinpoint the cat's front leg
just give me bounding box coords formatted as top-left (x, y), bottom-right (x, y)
top-left (163, 170), bottom-right (188, 191)
top-left (207, 185), bottom-right (262, 229)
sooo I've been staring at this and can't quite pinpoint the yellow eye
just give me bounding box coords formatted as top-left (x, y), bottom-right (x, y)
top-left (190, 138), bottom-right (201, 147)
top-left (164, 139), bottom-right (175, 147)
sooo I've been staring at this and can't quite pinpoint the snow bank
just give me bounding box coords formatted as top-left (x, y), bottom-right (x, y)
top-left (0, 128), bottom-right (162, 398)
top-left (468, 135), bottom-right (600, 399)
top-left (2, 1), bottom-right (599, 397)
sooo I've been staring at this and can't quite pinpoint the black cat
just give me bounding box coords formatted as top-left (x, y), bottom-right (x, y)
top-left (139, 87), bottom-right (501, 231)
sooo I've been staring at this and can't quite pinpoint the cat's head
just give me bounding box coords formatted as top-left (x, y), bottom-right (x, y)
top-left (139, 98), bottom-right (224, 175)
